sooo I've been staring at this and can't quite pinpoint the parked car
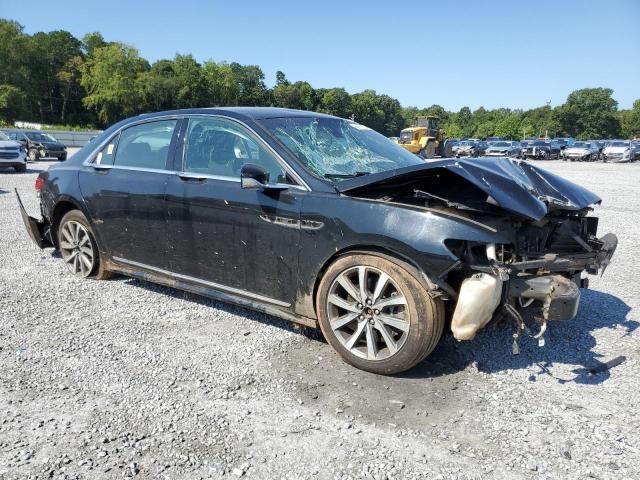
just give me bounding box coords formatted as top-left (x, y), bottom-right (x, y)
top-left (548, 141), bottom-right (564, 158)
top-left (562, 141), bottom-right (600, 162)
top-left (602, 141), bottom-right (633, 163)
top-left (453, 140), bottom-right (488, 157)
top-left (0, 130), bottom-right (27, 172)
top-left (16, 107), bottom-right (617, 375)
top-left (4, 130), bottom-right (67, 161)
top-left (484, 141), bottom-right (522, 158)
top-left (521, 140), bottom-right (553, 160)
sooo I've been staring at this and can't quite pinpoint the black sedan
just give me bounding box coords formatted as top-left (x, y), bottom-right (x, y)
top-left (17, 108), bottom-right (617, 374)
top-left (5, 130), bottom-right (67, 161)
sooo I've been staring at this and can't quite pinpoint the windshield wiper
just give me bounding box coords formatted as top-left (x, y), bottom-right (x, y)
top-left (324, 171), bottom-right (371, 180)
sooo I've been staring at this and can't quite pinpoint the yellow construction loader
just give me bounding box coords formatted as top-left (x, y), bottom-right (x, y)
top-left (396, 116), bottom-right (446, 158)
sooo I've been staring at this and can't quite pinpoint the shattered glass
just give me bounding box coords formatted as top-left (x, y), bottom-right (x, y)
top-left (259, 117), bottom-right (423, 180)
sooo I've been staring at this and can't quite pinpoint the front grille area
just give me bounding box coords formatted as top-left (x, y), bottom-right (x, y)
top-left (0, 151), bottom-right (19, 159)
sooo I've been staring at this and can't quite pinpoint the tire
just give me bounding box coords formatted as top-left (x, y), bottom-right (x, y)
top-left (57, 210), bottom-right (112, 280)
top-left (14, 163), bottom-right (26, 173)
top-left (316, 253), bottom-right (444, 375)
top-left (28, 148), bottom-right (39, 162)
top-left (420, 141), bottom-right (436, 159)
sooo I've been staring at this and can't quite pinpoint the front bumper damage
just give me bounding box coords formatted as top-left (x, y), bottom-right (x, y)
top-left (451, 235), bottom-right (617, 350)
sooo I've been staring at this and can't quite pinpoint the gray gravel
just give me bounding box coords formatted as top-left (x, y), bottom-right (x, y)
top-left (1, 157), bottom-right (639, 479)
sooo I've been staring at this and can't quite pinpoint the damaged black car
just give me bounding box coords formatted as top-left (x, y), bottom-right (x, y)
top-left (17, 108), bottom-right (617, 374)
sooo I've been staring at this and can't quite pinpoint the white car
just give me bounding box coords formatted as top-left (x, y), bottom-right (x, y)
top-left (0, 131), bottom-right (27, 172)
top-left (602, 141), bottom-right (633, 163)
top-left (562, 141), bottom-right (599, 162)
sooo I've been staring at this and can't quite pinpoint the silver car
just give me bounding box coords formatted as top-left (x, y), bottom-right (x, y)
top-left (562, 141), bottom-right (600, 162)
top-left (484, 141), bottom-right (522, 158)
top-left (0, 131), bottom-right (27, 172)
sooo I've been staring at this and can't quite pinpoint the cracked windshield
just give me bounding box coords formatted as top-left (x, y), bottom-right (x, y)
top-left (260, 116), bottom-right (423, 180)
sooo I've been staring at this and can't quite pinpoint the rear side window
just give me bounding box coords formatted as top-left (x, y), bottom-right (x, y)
top-left (113, 120), bottom-right (177, 170)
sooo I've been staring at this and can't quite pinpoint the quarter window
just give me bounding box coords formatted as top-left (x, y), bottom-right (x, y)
top-left (113, 120), bottom-right (177, 170)
top-left (182, 117), bottom-right (292, 183)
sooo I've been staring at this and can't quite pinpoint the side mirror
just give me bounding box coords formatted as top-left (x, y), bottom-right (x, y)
top-left (240, 163), bottom-right (270, 189)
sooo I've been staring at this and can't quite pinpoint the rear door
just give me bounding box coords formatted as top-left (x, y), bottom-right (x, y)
top-left (79, 118), bottom-right (179, 270)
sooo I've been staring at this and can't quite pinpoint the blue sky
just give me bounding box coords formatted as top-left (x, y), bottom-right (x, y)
top-left (2, 0), bottom-right (639, 110)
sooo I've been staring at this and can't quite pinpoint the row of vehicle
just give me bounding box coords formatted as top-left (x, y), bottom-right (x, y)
top-left (446, 137), bottom-right (640, 163)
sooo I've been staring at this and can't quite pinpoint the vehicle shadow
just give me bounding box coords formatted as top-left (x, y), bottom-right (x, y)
top-left (121, 277), bottom-right (314, 337)
top-left (120, 276), bottom-right (635, 385)
top-left (403, 289), bottom-right (636, 385)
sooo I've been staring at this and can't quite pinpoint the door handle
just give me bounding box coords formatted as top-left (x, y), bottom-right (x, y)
top-left (177, 172), bottom-right (207, 182)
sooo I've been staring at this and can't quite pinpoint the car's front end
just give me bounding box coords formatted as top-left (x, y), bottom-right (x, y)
top-left (484, 142), bottom-right (517, 157)
top-left (336, 157), bottom-right (617, 350)
top-left (522, 143), bottom-right (551, 160)
top-left (454, 142), bottom-right (478, 157)
top-left (0, 135), bottom-right (27, 172)
top-left (602, 144), bottom-right (632, 163)
top-left (563, 146), bottom-right (592, 161)
top-left (37, 141), bottom-right (67, 160)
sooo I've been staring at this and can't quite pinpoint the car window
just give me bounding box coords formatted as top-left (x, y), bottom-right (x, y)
top-left (94, 135), bottom-right (119, 166)
top-left (113, 120), bottom-right (176, 170)
top-left (182, 117), bottom-right (292, 184)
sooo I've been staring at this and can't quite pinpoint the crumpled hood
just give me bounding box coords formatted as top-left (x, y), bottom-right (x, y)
top-left (335, 157), bottom-right (601, 221)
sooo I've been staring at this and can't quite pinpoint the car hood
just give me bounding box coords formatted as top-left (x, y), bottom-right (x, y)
top-left (486, 146), bottom-right (509, 151)
top-left (37, 141), bottom-right (65, 149)
top-left (604, 146), bottom-right (628, 154)
top-left (0, 140), bottom-right (20, 148)
top-left (335, 157), bottom-right (601, 221)
top-left (565, 147), bottom-right (589, 153)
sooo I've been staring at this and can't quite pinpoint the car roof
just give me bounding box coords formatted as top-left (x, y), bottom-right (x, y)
top-left (135, 107), bottom-right (336, 122)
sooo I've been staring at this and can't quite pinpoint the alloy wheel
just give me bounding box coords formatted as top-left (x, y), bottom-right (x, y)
top-left (59, 220), bottom-right (95, 277)
top-left (326, 266), bottom-right (410, 361)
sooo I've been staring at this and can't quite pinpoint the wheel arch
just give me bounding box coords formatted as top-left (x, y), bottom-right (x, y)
top-left (50, 197), bottom-right (85, 247)
top-left (308, 245), bottom-right (439, 320)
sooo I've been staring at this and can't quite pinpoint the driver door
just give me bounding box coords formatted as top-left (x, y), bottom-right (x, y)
top-left (165, 116), bottom-right (305, 306)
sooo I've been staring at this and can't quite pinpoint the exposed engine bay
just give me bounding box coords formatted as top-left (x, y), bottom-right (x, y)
top-left (338, 158), bottom-right (618, 351)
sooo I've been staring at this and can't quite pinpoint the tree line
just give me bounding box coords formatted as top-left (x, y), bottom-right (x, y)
top-left (1, 18), bottom-right (639, 139)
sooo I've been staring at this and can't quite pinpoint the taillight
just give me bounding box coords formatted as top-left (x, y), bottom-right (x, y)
top-left (35, 176), bottom-right (45, 191)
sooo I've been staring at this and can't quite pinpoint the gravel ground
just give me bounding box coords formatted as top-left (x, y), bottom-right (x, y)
top-left (1, 156), bottom-right (639, 480)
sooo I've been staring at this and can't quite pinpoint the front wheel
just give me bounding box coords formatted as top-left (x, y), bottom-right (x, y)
top-left (58, 210), bottom-right (112, 280)
top-left (28, 149), bottom-right (39, 162)
top-left (317, 253), bottom-right (444, 375)
top-left (420, 141), bottom-right (436, 159)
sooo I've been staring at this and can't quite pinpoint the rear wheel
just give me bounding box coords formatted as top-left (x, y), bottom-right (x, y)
top-left (317, 253), bottom-right (444, 375)
top-left (58, 210), bottom-right (111, 280)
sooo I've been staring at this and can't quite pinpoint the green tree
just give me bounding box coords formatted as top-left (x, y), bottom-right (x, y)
top-left (230, 63), bottom-right (268, 105)
top-left (275, 70), bottom-right (289, 86)
top-left (351, 90), bottom-right (386, 132)
top-left (81, 43), bottom-right (148, 125)
top-left (202, 61), bottom-right (239, 106)
top-left (318, 88), bottom-right (352, 118)
top-left (618, 99), bottom-right (640, 139)
top-left (0, 84), bottom-right (27, 122)
top-left (557, 88), bottom-right (620, 139)
top-left (172, 54), bottom-right (207, 108)
top-left (56, 55), bottom-right (85, 122)
top-left (494, 114), bottom-right (522, 139)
